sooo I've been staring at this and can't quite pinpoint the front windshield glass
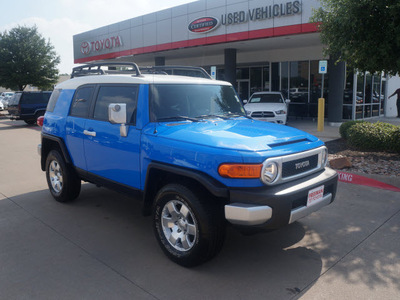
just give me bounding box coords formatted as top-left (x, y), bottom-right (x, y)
top-left (249, 93), bottom-right (283, 103)
top-left (150, 84), bottom-right (245, 122)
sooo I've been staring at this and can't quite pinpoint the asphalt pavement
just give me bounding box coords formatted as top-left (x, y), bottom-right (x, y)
top-left (1, 115), bottom-right (399, 300)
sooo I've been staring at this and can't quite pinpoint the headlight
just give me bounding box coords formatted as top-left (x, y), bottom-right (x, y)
top-left (275, 110), bottom-right (286, 115)
top-left (261, 161), bottom-right (278, 184)
top-left (321, 147), bottom-right (328, 167)
top-left (246, 110), bottom-right (252, 116)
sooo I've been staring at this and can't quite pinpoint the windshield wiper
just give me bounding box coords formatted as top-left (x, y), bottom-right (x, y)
top-left (224, 112), bottom-right (245, 118)
top-left (157, 116), bottom-right (200, 122)
top-left (195, 114), bottom-right (230, 120)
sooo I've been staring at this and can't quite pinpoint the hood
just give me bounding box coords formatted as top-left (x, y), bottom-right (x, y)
top-left (244, 102), bottom-right (287, 112)
top-left (148, 117), bottom-right (320, 152)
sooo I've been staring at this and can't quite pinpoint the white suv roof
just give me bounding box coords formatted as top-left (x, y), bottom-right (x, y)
top-left (57, 74), bottom-right (230, 90)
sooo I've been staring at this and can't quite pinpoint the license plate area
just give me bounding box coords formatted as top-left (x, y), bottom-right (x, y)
top-left (307, 185), bottom-right (324, 207)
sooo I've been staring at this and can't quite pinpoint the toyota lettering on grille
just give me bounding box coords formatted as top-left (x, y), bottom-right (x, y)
top-left (295, 160), bottom-right (310, 170)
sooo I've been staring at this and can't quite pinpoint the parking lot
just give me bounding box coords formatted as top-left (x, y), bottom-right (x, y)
top-left (1, 115), bottom-right (400, 300)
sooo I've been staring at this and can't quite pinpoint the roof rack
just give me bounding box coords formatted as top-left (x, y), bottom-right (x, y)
top-left (71, 62), bottom-right (141, 78)
top-left (139, 66), bottom-right (211, 79)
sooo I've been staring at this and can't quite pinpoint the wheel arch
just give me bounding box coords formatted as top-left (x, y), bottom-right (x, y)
top-left (41, 134), bottom-right (72, 171)
top-left (142, 162), bottom-right (229, 216)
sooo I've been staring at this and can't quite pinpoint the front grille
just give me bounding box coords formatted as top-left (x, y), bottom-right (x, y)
top-left (251, 111), bottom-right (274, 118)
top-left (260, 146), bottom-right (326, 185)
top-left (282, 154), bottom-right (319, 178)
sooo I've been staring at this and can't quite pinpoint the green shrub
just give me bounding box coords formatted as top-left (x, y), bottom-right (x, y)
top-left (387, 127), bottom-right (400, 153)
top-left (347, 122), bottom-right (400, 152)
top-left (339, 120), bottom-right (365, 139)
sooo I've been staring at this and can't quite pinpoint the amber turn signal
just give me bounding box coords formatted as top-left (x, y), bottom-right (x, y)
top-left (218, 163), bottom-right (262, 178)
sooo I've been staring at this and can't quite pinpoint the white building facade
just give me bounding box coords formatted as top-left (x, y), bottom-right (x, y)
top-left (73, 0), bottom-right (399, 121)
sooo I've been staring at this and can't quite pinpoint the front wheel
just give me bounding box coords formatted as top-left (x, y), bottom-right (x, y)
top-left (45, 150), bottom-right (81, 202)
top-left (153, 184), bottom-right (225, 267)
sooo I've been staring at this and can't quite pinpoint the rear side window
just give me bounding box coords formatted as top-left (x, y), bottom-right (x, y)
top-left (93, 85), bottom-right (139, 124)
top-left (70, 86), bottom-right (94, 118)
top-left (46, 89), bottom-right (61, 112)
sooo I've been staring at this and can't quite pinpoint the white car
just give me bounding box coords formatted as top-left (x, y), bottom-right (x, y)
top-left (244, 92), bottom-right (290, 125)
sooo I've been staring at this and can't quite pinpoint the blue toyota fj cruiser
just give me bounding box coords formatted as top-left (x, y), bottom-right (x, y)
top-left (39, 62), bottom-right (337, 267)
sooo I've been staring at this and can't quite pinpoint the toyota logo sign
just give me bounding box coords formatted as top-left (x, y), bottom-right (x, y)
top-left (80, 41), bottom-right (91, 55)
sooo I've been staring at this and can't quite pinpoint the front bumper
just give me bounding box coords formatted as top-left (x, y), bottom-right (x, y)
top-left (224, 167), bottom-right (338, 229)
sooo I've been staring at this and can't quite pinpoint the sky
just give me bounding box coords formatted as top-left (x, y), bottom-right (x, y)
top-left (1, 0), bottom-right (196, 74)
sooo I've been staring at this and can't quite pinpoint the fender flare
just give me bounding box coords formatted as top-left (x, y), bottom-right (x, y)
top-left (40, 133), bottom-right (72, 171)
top-left (142, 162), bottom-right (229, 215)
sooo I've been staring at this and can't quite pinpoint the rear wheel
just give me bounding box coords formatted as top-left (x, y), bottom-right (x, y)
top-left (153, 184), bottom-right (225, 267)
top-left (24, 119), bottom-right (35, 125)
top-left (45, 150), bottom-right (81, 202)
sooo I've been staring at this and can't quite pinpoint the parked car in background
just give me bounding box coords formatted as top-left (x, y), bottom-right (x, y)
top-left (243, 91), bottom-right (290, 125)
top-left (7, 91), bottom-right (52, 124)
top-left (1, 92), bottom-right (15, 98)
top-left (0, 92), bottom-right (15, 110)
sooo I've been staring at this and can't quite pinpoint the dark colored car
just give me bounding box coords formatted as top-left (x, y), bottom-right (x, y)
top-left (8, 91), bottom-right (52, 124)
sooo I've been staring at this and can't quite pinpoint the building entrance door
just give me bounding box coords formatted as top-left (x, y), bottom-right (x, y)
top-left (237, 80), bottom-right (250, 101)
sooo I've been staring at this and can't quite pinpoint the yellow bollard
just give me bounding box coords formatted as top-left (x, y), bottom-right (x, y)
top-left (317, 98), bottom-right (325, 132)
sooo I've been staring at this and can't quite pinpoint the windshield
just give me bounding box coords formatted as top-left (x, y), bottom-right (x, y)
top-left (150, 84), bottom-right (245, 122)
top-left (249, 94), bottom-right (283, 103)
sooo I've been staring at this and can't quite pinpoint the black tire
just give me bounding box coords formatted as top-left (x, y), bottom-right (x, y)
top-left (153, 184), bottom-right (226, 267)
top-left (45, 150), bottom-right (81, 202)
top-left (24, 119), bottom-right (36, 125)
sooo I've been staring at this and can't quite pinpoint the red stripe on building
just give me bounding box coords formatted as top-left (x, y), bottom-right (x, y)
top-left (75, 23), bottom-right (319, 64)
top-left (337, 171), bottom-right (400, 192)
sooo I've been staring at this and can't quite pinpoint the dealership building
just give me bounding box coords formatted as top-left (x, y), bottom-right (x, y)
top-left (73, 0), bottom-right (400, 123)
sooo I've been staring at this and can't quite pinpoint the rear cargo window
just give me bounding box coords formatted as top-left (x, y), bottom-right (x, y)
top-left (46, 89), bottom-right (61, 112)
top-left (20, 92), bottom-right (51, 104)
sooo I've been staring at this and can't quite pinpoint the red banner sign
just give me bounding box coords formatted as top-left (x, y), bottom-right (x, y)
top-left (337, 171), bottom-right (400, 192)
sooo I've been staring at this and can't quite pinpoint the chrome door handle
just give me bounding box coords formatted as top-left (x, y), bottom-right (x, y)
top-left (83, 130), bottom-right (96, 137)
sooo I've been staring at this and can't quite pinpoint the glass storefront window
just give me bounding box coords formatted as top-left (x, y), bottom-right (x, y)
top-left (364, 73), bottom-right (372, 118)
top-left (353, 71), bottom-right (384, 120)
top-left (343, 68), bottom-right (354, 119)
top-left (281, 62), bottom-right (289, 98)
top-left (271, 62), bottom-right (279, 92)
top-left (289, 61), bottom-right (309, 117)
top-left (372, 74), bottom-right (380, 117)
top-left (381, 80), bottom-right (386, 115)
top-left (216, 68), bottom-right (225, 81)
top-left (250, 67), bottom-right (262, 94)
top-left (236, 68), bottom-right (249, 80)
top-left (263, 66), bottom-right (270, 91)
top-left (356, 72), bottom-right (365, 119)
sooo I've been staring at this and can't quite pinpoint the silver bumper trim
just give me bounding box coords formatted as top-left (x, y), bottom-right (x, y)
top-left (289, 193), bottom-right (332, 224)
top-left (225, 203), bottom-right (272, 226)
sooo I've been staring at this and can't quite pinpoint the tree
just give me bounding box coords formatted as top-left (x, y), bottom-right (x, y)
top-left (0, 25), bottom-right (60, 91)
top-left (311, 0), bottom-right (400, 75)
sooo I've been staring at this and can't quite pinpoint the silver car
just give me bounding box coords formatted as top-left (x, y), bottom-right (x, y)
top-left (244, 91), bottom-right (290, 125)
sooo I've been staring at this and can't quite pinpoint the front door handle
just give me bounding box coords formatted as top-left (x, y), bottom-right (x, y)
top-left (83, 130), bottom-right (96, 137)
